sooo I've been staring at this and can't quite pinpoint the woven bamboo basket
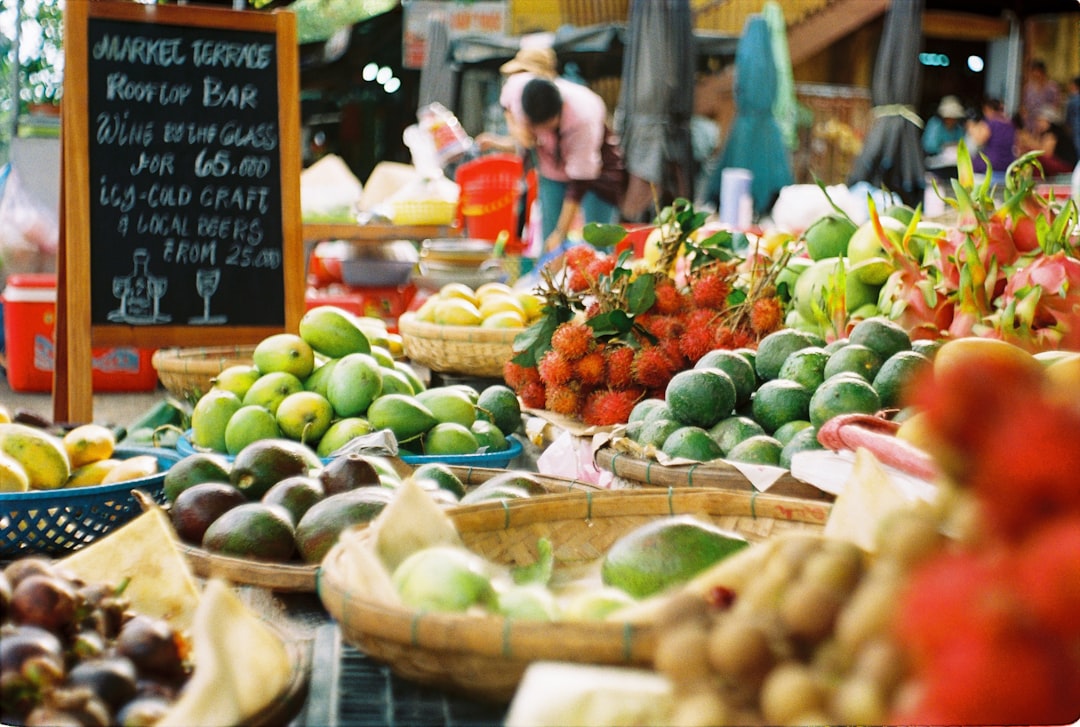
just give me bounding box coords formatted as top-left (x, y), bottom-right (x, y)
top-left (174, 466), bottom-right (601, 593)
top-left (594, 445), bottom-right (835, 501)
top-left (319, 487), bottom-right (831, 702)
top-left (151, 345), bottom-right (255, 402)
top-left (397, 311), bottom-right (521, 378)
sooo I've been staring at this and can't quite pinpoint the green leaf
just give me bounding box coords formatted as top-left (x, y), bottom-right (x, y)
top-left (626, 275), bottom-right (657, 315)
top-left (512, 314), bottom-right (563, 367)
top-left (583, 223), bottom-right (629, 248)
top-left (588, 309), bottom-right (633, 337)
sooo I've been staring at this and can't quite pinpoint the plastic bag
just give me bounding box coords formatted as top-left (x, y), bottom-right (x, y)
top-left (0, 163), bottom-right (58, 288)
top-left (416, 102), bottom-right (475, 168)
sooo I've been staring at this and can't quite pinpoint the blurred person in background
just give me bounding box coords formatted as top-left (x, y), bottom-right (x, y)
top-left (1017, 107), bottom-right (1078, 178)
top-left (1021, 59), bottom-right (1061, 133)
top-left (1065, 76), bottom-right (1080, 164)
top-left (923, 95), bottom-right (968, 182)
top-left (967, 97), bottom-right (1017, 184)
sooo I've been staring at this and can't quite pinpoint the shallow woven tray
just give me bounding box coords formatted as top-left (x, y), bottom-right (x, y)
top-left (397, 312), bottom-right (520, 378)
top-left (152, 345), bottom-right (255, 402)
top-left (319, 487), bottom-right (831, 702)
top-left (594, 445), bottom-right (834, 501)
top-left (175, 466), bottom-right (600, 593)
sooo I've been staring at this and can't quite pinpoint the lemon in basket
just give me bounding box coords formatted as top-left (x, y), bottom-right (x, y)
top-left (434, 298), bottom-right (483, 326)
top-left (439, 282), bottom-right (480, 306)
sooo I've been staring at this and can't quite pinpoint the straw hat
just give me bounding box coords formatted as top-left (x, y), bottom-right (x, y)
top-left (500, 47), bottom-right (557, 77)
top-left (937, 95), bottom-right (966, 119)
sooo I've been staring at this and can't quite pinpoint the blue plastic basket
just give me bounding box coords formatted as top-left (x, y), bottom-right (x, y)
top-left (0, 446), bottom-right (180, 557)
top-left (176, 432), bottom-right (524, 469)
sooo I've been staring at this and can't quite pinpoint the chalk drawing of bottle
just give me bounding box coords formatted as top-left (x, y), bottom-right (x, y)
top-left (110, 248), bottom-right (171, 323)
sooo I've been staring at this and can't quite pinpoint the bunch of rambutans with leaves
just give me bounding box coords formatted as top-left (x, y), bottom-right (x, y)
top-left (503, 199), bottom-right (791, 426)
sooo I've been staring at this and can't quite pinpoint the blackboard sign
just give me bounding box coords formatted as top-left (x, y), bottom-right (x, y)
top-left (87, 17), bottom-right (285, 327)
top-left (58, 1), bottom-right (301, 422)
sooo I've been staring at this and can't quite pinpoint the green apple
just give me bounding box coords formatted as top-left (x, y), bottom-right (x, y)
top-left (190, 388), bottom-right (243, 453)
top-left (242, 371), bottom-right (304, 415)
top-left (212, 364), bottom-right (261, 399)
top-left (224, 404), bottom-right (281, 456)
top-left (253, 333), bottom-right (315, 379)
top-left (275, 391), bottom-right (334, 445)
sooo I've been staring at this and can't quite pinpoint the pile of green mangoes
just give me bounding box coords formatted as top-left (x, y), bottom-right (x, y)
top-left (187, 305), bottom-right (522, 458)
top-left (164, 439), bottom-right (559, 565)
top-left (623, 317), bottom-right (935, 469)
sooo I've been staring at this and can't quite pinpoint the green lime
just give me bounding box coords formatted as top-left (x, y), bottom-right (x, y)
top-left (755, 329), bottom-right (821, 381)
top-left (772, 419), bottom-right (813, 446)
top-left (803, 214), bottom-right (857, 260)
top-left (733, 348), bottom-right (758, 381)
top-left (638, 418), bottom-right (684, 449)
top-left (777, 346), bottom-right (831, 391)
top-left (642, 402), bottom-right (676, 427)
top-left (822, 343), bottom-right (883, 383)
top-left (695, 349), bottom-right (758, 408)
top-left (628, 398), bottom-right (667, 425)
top-left (779, 427), bottom-right (825, 469)
top-left (847, 316), bottom-right (912, 361)
top-left (751, 379), bottom-right (812, 434)
top-left (809, 375), bottom-right (882, 429)
top-left (872, 350), bottom-right (931, 409)
top-left (708, 416), bottom-right (766, 456)
top-left (911, 338), bottom-right (944, 361)
top-left (661, 426), bottom-right (724, 462)
top-left (725, 434), bottom-right (783, 466)
top-left (824, 337), bottom-right (849, 353)
top-left (665, 368), bottom-right (737, 428)
top-left (476, 384), bottom-right (523, 436)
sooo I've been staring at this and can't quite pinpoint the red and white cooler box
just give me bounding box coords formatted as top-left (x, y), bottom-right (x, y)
top-left (1, 273), bottom-right (157, 392)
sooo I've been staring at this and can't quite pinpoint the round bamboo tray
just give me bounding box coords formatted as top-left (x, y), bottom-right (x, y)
top-left (594, 445), bottom-right (835, 501)
top-left (175, 466), bottom-right (601, 593)
top-left (397, 312), bottom-right (521, 378)
top-left (152, 345), bottom-right (255, 401)
top-left (319, 487), bottom-right (831, 702)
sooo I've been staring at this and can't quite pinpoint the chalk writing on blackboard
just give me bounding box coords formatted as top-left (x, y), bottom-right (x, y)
top-left (86, 18), bottom-right (286, 328)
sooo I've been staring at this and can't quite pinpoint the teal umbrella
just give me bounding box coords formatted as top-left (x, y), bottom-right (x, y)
top-left (705, 14), bottom-right (793, 216)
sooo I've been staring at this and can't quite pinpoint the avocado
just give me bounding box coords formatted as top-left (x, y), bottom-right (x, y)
top-left (169, 481), bottom-right (246, 545)
top-left (261, 475), bottom-right (325, 526)
top-left (317, 453), bottom-right (382, 496)
top-left (162, 452), bottom-right (231, 504)
top-left (294, 487), bottom-right (395, 564)
top-left (229, 438), bottom-right (322, 501)
top-left (201, 502), bottom-right (297, 562)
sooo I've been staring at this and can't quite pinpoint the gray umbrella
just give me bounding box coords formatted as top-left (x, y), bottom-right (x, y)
top-left (615, 0), bottom-right (695, 219)
top-left (418, 14), bottom-right (456, 110)
top-left (846, 0), bottom-right (926, 207)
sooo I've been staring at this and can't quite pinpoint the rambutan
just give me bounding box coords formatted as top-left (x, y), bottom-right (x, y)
top-left (563, 244), bottom-right (596, 271)
top-left (633, 346), bottom-right (678, 389)
top-left (660, 336), bottom-right (686, 370)
top-left (714, 325), bottom-right (736, 349)
top-left (551, 321), bottom-right (595, 360)
top-left (679, 326), bottom-right (718, 363)
top-left (585, 301), bottom-right (602, 318)
top-left (567, 268), bottom-right (591, 292)
top-left (503, 360), bottom-right (539, 389)
top-left (604, 346), bottom-right (636, 389)
top-left (537, 349), bottom-right (574, 386)
top-left (641, 314), bottom-right (684, 341)
top-left (691, 272), bottom-right (730, 310)
top-left (575, 350), bottom-right (607, 385)
top-left (585, 254), bottom-right (616, 281)
top-left (581, 388), bottom-right (641, 426)
top-left (652, 280), bottom-right (684, 315)
top-left (750, 297), bottom-right (784, 335)
top-left (683, 308), bottom-right (719, 332)
top-left (518, 380), bottom-right (546, 409)
top-left (730, 327), bottom-right (756, 349)
top-left (545, 383), bottom-right (584, 416)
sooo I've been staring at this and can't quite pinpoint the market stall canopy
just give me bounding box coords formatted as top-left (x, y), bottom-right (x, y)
top-left (847, 0), bottom-right (926, 207)
top-left (926, 0), bottom-right (1080, 16)
top-left (616, 0), bottom-right (696, 217)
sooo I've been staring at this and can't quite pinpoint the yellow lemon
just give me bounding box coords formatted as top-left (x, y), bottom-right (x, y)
top-left (62, 423), bottom-right (117, 468)
top-left (481, 310), bottom-right (526, 329)
top-left (439, 282), bottom-right (479, 305)
top-left (475, 282), bottom-right (515, 300)
top-left (479, 293), bottom-right (526, 319)
top-left (434, 298), bottom-right (483, 326)
top-left (516, 291), bottom-right (543, 321)
top-left (413, 297), bottom-right (439, 323)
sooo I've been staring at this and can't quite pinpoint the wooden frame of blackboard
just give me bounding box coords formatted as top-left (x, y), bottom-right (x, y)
top-left (58, 1), bottom-right (301, 422)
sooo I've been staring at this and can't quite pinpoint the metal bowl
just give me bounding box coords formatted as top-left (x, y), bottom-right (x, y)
top-left (339, 240), bottom-right (418, 287)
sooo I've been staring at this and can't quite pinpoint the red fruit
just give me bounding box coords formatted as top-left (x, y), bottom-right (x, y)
top-left (640, 314), bottom-right (684, 341)
top-left (503, 361), bottom-right (538, 390)
top-left (581, 389), bottom-right (640, 426)
top-left (585, 255), bottom-right (616, 281)
top-left (551, 321), bottom-right (595, 361)
top-left (749, 298), bottom-right (783, 335)
top-left (713, 326), bottom-right (736, 349)
top-left (683, 308), bottom-right (718, 331)
top-left (567, 268), bottom-right (591, 292)
top-left (1010, 214), bottom-right (1040, 253)
top-left (545, 384), bottom-right (583, 416)
top-left (679, 326), bottom-right (717, 363)
top-left (575, 351), bottom-right (607, 386)
top-left (632, 346), bottom-right (677, 389)
top-left (518, 381), bottom-right (546, 409)
top-left (563, 244), bottom-right (596, 271)
top-left (604, 346), bottom-right (636, 389)
top-left (659, 336), bottom-right (686, 370)
top-left (691, 273), bottom-right (730, 310)
top-left (537, 350), bottom-right (574, 387)
top-left (1016, 516), bottom-right (1080, 638)
top-left (652, 281), bottom-right (684, 315)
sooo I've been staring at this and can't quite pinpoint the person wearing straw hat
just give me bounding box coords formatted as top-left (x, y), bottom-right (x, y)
top-left (922, 95), bottom-right (968, 182)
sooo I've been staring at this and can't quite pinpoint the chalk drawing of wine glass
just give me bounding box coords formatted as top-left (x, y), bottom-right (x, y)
top-left (190, 268), bottom-right (225, 324)
top-left (110, 276), bottom-right (130, 322)
top-left (148, 275), bottom-right (171, 322)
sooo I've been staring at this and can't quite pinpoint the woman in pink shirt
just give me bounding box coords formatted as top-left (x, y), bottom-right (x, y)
top-left (498, 75), bottom-right (627, 254)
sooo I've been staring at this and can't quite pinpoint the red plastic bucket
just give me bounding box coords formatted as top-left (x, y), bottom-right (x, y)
top-left (455, 154), bottom-right (524, 252)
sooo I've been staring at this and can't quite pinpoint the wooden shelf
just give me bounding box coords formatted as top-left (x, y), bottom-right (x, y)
top-left (302, 223), bottom-right (462, 245)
